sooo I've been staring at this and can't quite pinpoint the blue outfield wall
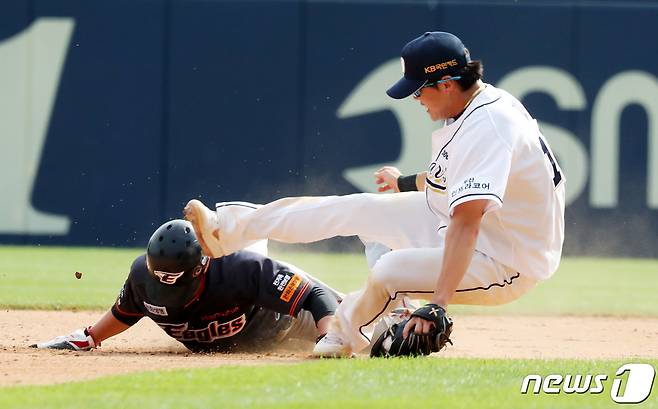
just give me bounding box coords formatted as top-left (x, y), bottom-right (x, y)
top-left (1, 0), bottom-right (657, 256)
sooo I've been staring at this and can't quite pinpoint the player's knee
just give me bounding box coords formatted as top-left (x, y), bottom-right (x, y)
top-left (369, 252), bottom-right (405, 290)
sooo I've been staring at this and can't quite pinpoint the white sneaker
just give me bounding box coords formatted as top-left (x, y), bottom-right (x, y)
top-left (183, 199), bottom-right (225, 258)
top-left (313, 333), bottom-right (354, 358)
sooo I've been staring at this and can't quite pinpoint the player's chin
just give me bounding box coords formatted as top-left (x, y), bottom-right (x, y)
top-left (423, 109), bottom-right (438, 121)
top-left (428, 111), bottom-right (443, 122)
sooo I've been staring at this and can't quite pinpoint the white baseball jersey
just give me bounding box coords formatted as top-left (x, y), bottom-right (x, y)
top-left (425, 84), bottom-right (565, 280)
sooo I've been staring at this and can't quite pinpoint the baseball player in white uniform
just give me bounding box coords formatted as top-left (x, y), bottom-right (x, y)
top-left (184, 31), bottom-right (565, 357)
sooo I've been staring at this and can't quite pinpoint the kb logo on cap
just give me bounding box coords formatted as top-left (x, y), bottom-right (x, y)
top-left (424, 59), bottom-right (459, 74)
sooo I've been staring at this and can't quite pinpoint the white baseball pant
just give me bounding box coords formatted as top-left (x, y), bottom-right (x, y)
top-left (212, 192), bottom-right (538, 352)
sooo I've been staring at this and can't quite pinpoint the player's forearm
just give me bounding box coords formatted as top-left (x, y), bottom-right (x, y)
top-left (300, 282), bottom-right (339, 336)
top-left (316, 315), bottom-right (333, 336)
top-left (431, 216), bottom-right (480, 308)
top-left (415, 172), bottom-right (427, 191)
top-left (396, 171), bottom-right (427, 192)
top-left (88, 310), bottom-right (131, 344)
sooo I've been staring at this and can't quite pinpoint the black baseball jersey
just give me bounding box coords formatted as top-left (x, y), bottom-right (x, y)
top-left (111, 250), bottom-right (313, 353)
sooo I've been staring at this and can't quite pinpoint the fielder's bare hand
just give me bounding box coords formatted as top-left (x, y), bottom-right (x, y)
top-left (402, 303), bottom-right (453, 340)
top-left (403, 316), bottom-right (434, 338)
top-left (374, 166), bottom-right (402, 192)
top-left (371, 304), bottom-right (453, 357)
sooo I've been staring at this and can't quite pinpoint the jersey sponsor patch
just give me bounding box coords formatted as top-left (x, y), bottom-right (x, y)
top-left (272, 271), bottom-right (304, 302)
top-left (450, 177), bottom-right (493, 198)
top-left (157, 314), bottom-right (246, 343)
top-left (280, 274), bottom-right (303, 302)
top-left (153, 270), bottom-right (185, 285)
top-left (273, 273), bottom-right (290, 291)
top-left (143, 301), bottom-right (168, 316)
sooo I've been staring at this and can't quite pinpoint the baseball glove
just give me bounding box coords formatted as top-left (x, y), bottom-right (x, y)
top-left (370, 304), bottom-right (453, 357)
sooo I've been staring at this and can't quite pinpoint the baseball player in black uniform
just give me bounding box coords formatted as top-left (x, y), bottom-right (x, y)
top-left (31, 219), bottom-right (340, 353)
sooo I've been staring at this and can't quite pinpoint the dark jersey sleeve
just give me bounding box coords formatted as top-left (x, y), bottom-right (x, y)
top-left (110, 257), bottom-right (146, 326)
top-left (234, 251), bottom-right (314, 318)
top-left (300, 282), bottom-right (339, 323)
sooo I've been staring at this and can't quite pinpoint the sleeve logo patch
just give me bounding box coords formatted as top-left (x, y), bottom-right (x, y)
top-left (143, 301), bottom-right (168, 316)
top-left (273, 273), bottom-right (289, 291)
top-left (280, 274), bottom-right (303, 302)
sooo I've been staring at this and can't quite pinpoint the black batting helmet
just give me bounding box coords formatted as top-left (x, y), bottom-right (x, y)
top-left (145, 219), bottom-right (208, 307)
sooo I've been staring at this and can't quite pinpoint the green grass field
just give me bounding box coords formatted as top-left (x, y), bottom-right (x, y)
top-left (1, 245), bottom-right (657, 316)
top-left (2, 359), bottom-right (657, 409)
top-left (1, 245), bottom-right (657, 408)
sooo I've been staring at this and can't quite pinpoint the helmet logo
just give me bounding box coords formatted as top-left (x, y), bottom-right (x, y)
top-left (154, 270), bottom-right (185, 285)
top-left (191, 256), bottom-right (209, 278)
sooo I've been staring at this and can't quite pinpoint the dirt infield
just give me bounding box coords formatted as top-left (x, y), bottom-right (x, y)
top-left (1, 310), bottom-right (657, 386)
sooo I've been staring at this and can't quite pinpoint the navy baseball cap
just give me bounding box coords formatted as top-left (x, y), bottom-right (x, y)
top-left (386, 31), bottom-right (471, 99)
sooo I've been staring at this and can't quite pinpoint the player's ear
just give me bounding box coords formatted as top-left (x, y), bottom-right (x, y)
top-left (443, 78), bottom-right (456, 92)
